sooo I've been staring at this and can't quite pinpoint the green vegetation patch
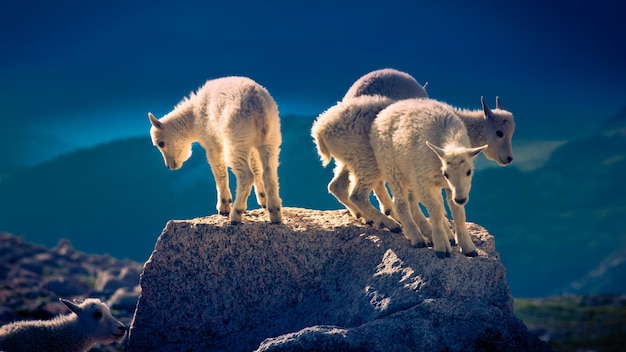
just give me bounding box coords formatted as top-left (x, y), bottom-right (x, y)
top-left (515, 295), bottom-right (626, 352)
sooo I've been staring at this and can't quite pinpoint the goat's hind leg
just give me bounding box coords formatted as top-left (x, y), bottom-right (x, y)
top-left (249, 149), bottom-right (267, 209)
top-left (328, 164), bottom-right (362, 220)
top-left (229, 149), bottom-right (256, 224)
top-left (349, 173), bottom-right (402, 233)
top-left (258, 144), bottom-right (282, 223)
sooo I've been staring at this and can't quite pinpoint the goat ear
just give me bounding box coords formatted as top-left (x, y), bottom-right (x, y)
top-left (481, 97), bottom-right (494, 120)
top-left (148, 113), bottom-right (163, 129)
top-left (426, 141), bottom-right (446, 159)
top-left (468, 145), bottom-right (488, 158)
top-left (60, 298), bottom-right (82, 315)
top-left (495, 96), bottom-right (502, 110)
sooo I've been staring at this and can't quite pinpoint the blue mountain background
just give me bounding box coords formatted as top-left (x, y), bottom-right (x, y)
top-left (1, 109), bottom-right (625, 298)
top-left (1, 0), bottom-right (625, 298)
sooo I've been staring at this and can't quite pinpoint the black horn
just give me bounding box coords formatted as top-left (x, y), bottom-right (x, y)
top-left (481, 96), bottom-right (493, 119)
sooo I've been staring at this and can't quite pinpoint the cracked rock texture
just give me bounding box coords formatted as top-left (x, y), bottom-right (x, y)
top-left (127, 208), bottom-right (550, 352)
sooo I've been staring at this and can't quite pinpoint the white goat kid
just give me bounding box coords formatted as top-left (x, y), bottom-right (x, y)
top-left (338, 68), bottom-right (429, 216)
top-left (343, 68), bottom-right (429, 101)
top-left (148, 76), bottom-right (282, 224)
top-left (311, 95), bottom-right (402, 232)
top-left (410, 97), bottom-right (515, 246)
top-left (0, 298), bottom-right (126, 352)
top-left (370, 99), bottom-right (487, 258)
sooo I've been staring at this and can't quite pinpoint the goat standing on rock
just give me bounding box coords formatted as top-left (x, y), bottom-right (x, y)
top-left (148, 76), bottom-right (283, 224)
top-left (311, 95), bottom-right (403, 232)
top-left (0, 298), bottom-right (126, 352)
top-left (311, 69), bottom-right (430, 222)
top-left (370, 99), bottom-right (487, 258)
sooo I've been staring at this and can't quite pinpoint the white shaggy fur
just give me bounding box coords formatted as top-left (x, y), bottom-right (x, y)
top-left (336, 68), bottom-right (429, 215)
top-left (343, 68), bottom-right (429, 101)
top-left (404, 97), bottom-right (516, 246)
top-left (370, 99), bottom-right (486, 257)
top-left (374, 98), bottom-right (515, 221)
top-left (311, 95), bottom-right (402, 232)
top-left (148, 76), bottom-right (283, 224)
top-left (0, 298), bottom-right (126, 352)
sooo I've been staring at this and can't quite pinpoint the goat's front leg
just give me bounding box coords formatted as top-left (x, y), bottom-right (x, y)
top-left (206, 149), bottom-right (232, 216)
top-left (420, 187), bottom-right (452, 258)
top-left (446, 189), bottom-right (477, 257)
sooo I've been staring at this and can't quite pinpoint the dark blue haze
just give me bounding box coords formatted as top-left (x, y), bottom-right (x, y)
top-left (1, 0), bottom-right (625, 297)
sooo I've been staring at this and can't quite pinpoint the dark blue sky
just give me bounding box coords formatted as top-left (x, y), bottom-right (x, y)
top-left (1, 0), bottom-right (624, 169)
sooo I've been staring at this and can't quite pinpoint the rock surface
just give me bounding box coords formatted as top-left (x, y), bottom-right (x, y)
top-left (127, 208), bottom-right (550, 352)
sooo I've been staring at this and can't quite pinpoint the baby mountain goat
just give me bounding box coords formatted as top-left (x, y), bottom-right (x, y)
top-left (311, 69), bottom-right (429, 220)
top-left (345, 70), bottom-right (514, 224)
top-left (149, 76), bottom-right (283, 224)
top-left (311, 94), bottom-right (403, 232)
top-left (0, 298), bottom-right (126, 352)
top-left (370, 99), bottom-right (487, 258)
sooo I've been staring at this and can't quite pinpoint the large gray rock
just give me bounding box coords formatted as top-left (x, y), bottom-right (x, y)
top-left (127, 208), bottom-right (550, 352)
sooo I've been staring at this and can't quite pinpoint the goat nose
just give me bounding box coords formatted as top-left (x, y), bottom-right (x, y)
top-left (454, 197), bottom-right (467, 205)
top-left (507, 156), bottom-right (513, 163)
top-left (119, 325), bottom-right (127, 332)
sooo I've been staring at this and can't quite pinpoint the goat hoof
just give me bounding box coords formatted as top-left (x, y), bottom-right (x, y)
top-left (435, 251), bottom-right (450, 259)
top-left (219, 212), bottom-right (230, 216)
top-left (464, 250), bottom-right (478, 257)
top-left (269, 212), bottom-right (282, 224)
top-left (390, 226), bottom-right (402, 234)
top-left (411, 241), bottom-right (427, 248)
top-left (230, 220), bottom-right (242, 225)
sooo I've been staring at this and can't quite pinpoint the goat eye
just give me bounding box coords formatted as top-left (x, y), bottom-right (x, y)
top-left (443, 172), bottom-right (449, 179)
top-left (466, 169), bottom-right (472, 176)
top-left (496, 130), bottom-right (504, 138)
top-left (158, 141), bottom-right (165, 148)
top-left (93, 311), bottom-right (103, 319)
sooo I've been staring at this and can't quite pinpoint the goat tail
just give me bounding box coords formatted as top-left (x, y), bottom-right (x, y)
top-left (311, 123), bottom-right (332, 167)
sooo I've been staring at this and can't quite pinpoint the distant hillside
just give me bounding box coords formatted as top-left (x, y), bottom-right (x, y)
top-left (468, 110), bottom-right (626, 297)
top-left (0, 116), bottom-right (336, 262)
top-left (1, 111), bottom-right (625, 298)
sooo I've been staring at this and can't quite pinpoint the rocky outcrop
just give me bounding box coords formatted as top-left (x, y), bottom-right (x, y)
top-left (127, 208), bottom-right (550, 352)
